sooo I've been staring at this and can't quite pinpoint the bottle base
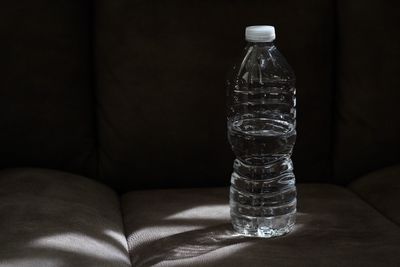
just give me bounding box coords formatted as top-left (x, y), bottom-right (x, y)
top-left (231, 212), bottom-right (296, 238)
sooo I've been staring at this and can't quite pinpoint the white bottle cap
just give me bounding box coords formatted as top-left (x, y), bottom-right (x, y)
top-left (245, 25), bottom-right (276, 42)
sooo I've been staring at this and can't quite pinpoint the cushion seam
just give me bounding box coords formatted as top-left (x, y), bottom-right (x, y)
top-left (119, 196), bottom-right (133, 267)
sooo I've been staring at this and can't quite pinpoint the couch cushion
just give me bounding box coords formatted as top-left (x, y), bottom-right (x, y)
top-left (96, 0), bottom-right (335, 190)
top-left (349, 164), bottom-right (400, 226)
top-left (121, 185), bottom-right (400, 266)
top-left (0, 168), bottom-right (131, 267)
top-left (0, 1), bottom-right (96, 177)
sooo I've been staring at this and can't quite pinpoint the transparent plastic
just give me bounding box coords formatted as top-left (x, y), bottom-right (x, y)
top-left (227, 41), bottom-right (297, 238)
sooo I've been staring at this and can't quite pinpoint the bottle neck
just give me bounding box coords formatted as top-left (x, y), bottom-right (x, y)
top-left (246, 41), bottom-right (274, 47)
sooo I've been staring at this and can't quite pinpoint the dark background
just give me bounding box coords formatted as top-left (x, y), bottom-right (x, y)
top-left (0, 0), bottom-right (399, 192)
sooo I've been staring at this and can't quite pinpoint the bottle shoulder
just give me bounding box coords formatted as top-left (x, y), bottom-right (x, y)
top-left (229, 45), bottom-right (295, 85)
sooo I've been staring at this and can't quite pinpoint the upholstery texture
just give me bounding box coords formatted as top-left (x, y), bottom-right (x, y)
top-left (0, 168), bottom-right (130, 267)
top-left (96, 0), bottom-right (334, 190)
top-left (121, 185), bottom-right (400, 267)
top-left (334, 0), bottom-right (400, 183)
top-left (350, 164), bottom-right (400, 226)
top-left (0, 1), bottom-right (96, 177)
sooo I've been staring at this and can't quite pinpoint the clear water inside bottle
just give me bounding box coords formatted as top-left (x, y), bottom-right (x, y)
top-left (228, 117), bottom-right (296, 237)
top-left (228, 118), bottom-right (296, 165)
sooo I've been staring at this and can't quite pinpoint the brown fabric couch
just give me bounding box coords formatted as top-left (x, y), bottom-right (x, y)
top-left (0, 0), bottom-right (399, 266)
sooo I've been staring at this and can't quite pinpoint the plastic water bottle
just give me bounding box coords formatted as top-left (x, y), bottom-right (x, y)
top-left (227, 26), bottom-right (297, 238)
